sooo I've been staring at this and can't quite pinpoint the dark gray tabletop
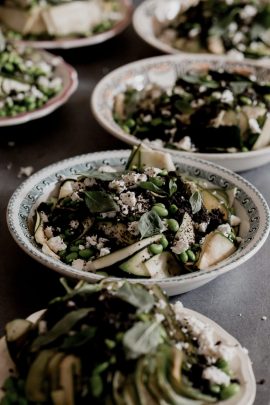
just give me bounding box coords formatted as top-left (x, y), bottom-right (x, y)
top-left (0, 2), bottom-right (269, 403)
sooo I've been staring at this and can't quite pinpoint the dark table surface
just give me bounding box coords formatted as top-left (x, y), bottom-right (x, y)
top-left (0, 2), bottom-right (270, 403)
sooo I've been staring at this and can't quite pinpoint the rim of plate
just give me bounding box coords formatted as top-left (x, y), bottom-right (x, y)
top-left (6, 149), bottom-right (270, 286)
top-left (91, 53), bottom-right (270, 163)
top-left (0, 307), bottom-right (256, 405)
top-left (5, 0), bottom-right (133, 50)
top-left (0, 50), bottom-right (78, 127)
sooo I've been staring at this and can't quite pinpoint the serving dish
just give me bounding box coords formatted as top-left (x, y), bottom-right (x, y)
top-left (91, 54), bottom-right (270, 171)
top-left (0, 280), bottom-right (256, 404)
top-left (133, 0), bottom-right (270, 59)
top-left (0, 47), bottom-right (78, 127)
top-left (6, 149), bottom-right (270, 296)
top-left (0, 0), bottom-right (133, 49)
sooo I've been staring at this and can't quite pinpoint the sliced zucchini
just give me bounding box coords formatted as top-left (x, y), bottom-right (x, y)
top-left (119, 248), bottom-right (152, 277)
top-left (225, 187), bottom-right (237, 208)
top-left (34, 217), bottom-right (59, 259)
top-left (172, 213), bottom-right (195, 254)
top-left (59, 355), bottom-right (81, 405)
top-left (127, 145), bottom-right (175, 172)
top-left (197, 232), bottom-right (236, 270)
top-left (252, 114), bottom-right (270, 150)
top-left (91, 234), bottom-right (163, 270)
top-left (200, 189), bottom-right (228, 219)
top-left (144, 252), bottom-right (180, 278)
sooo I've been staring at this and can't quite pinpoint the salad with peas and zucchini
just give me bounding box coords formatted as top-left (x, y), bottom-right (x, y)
top-left (0, 35), bottom-right (62, 118)
top-left (156, 0), bottom-right (270, 59)
top-left (0, 279), bottom-right (241, 404)
top-left (33, 146), bottom-right (241, 279)
top-left (113, 67), bottom-right (270, 153)
top-left (0, 0), bottom-right (124, 41)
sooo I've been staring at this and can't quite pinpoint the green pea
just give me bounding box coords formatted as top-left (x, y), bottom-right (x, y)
top-left (70, 245), bottom-right (79, 252)
top-left (149, 243), bottom-right (163, 255)
top-left (209, 384), bottom-right (221, 394)
top-left (159, 169), bottom-right (168, 176)
top-left (125, 118), bottom-right (136, 128)
top-left (220, 384), bottom-right (240, 400)
top-left (187, 249), bottom-right (196, 262)
top-left (179, 251), bottom-right (188, 263)
top-left (169, 204), bottom-right (178, 214)
top-left (167, 219), bottom-right (179, 233)
top-left (105, 339), bottom-right (116, 349)
top-left (65, 252), bottom-right (78, 263)
top-left (151, 177), bottom-right (165, 187)
top-left (240, 96), bottom-right (252, 105)
top-left (160, 235), bottom-right (169, 249)
top-left (154, 203), bottom-right (166, 208)
top-left (79, 248), bottom-right (94, 260)
top-left (215, 358), bottom-right (230, 374)
top-left (152, 205), bottom-right (168, 218)
top-left (241, 146), bottom-right (249, 152)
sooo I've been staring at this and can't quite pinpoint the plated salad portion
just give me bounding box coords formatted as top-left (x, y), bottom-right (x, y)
top-left (113, 67), bottom-right (270, 153)
top-left (0, 36), bottom-right (62, 118)
top-left (0, 280), bottom-right (244, 404)
top-left (33, 146), bottom-right (241, 278)
top-left (0, 0), bottom-right (125, 41)
top-left (156, 0), bottom-right (270, 59)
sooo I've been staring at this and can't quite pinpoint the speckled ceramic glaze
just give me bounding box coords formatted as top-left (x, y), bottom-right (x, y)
top-left (6, 149), bottom-right (270, 296)
top-left (0, 50), bottom-right (78, 127)
top-left (91, 54), bottom-right (270, 171)
top-left (0, 307), bottom-right (256, 404)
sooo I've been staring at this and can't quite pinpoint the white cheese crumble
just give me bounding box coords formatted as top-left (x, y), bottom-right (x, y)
top-left (202, 367), bottom-right (230, 387)
top-left (99, 247), bottom-right (111, 257)
top-left (84, 178), bottom-right (97, 187)
top-left (230, 215), bottom-right (241, 226)
top-left (47, 236), bottom-right (67, 253)
top-left (121, 172), bottom-right (147, 186)
top-left (175, 136), bottom-right (193, 151)
top-left (249, 118), bottom-right (261, 134)
top-left (70, 220), bottom-right (79, 229)
top-left (120, 192), bottom-right (137, 208)
top-left (71, 259), bottom-right (85, 271)
top-left (239, 5), bottom-right (257, 20)
top-left (127, 221), bottom-right (140, 236)
top-left (109, 179), bottom-right (126, 193)
top-left (143, 167), bottom-right (162, 177)
top-left (217, 223), bottom-right (231, 237)
top-left (221, 90), bottom-right (234, 104)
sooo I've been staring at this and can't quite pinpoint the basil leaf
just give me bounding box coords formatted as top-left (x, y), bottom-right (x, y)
top-left (230, 81), bottom-right (250, 95)
top-left (115, 282), bottom-right (155, 313)
top-left (123, 321), bottom-right (165, 359)
top-left (79, 170), bottom-right (122, 181)
top-left (139, 181), bottom-right (166, 195)
top-left (174, 99), bottom-right (193, 114)
top-left (85, 191), bottom-right (118, 213)
top-left (138, 210), bottom-right (164, 239)
top-left (169, 179), bottom-right (177, 197)
top-left (189, 191), bottom-right (202, 214)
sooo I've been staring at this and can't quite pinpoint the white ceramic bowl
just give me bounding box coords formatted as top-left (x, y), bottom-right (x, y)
top-left (4, 0), bottom-right (133, 50)
top-left (91, 54), bottom-right (270, 172)
top-left (0, 307), bottom-right (256, 404)
top-left (6, 150), bottom-right (270, 296)
top-left (0, 50), bottom-right (78, 127)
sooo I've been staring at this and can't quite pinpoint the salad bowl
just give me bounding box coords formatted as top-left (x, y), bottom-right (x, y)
top-left (0, 281), bottom-right (256, 404)
top-left (6, 149), bottom-right (270, 296)
top-left (0, 48), bottom-right (78, 127)
top-left (92, 54), bottom-right (270, 171)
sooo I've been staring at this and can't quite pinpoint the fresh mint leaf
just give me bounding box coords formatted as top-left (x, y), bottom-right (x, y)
top-left (138, 210), bottom-right (164, 239)
top-left (139, 181), bottom-right (166, 195)
top-left (189, 191), bottom-right (202, 214)
top-left (115, 282), bottom-right (155, 313)
top-left (123, 321), bottom-right (165, 359)
top-left (85, 191), bottom-right (118, 213)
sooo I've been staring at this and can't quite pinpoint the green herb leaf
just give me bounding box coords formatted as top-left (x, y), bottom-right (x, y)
top-left (174, 99), bottom-right (193, 114)
top-left (79, 170), bottom-right (122, 181)
top-left (138, 210), bottom-right (165, 239)
top-left (169, 179), bottom-right (177, 197)
top-left (85, 191), bottom-right (118, 213)
top-left (230, 81), bottom-right (250, 95)
top-left (139, 181), bottom-right (166, 195)
top-left (123, 321), bottom-right (165, 359)
top-left (61, 326), bottom-right (96, 349)
top-left (115, 282), bottom-right (155, 312)
top-left (189, 191), bottom-right (202, 214)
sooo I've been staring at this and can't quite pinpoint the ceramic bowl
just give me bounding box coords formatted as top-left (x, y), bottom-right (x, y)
top-left (6, 149), bottom-right (270, 296)
top-left (91, 54), bottom-right (270, 172)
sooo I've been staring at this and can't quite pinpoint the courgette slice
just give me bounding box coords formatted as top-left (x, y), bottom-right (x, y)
top-left (144, 252), bottom-right (180, 278)
top-left (200, 189), bottom-right (228, 219)
top-left (197, 232), bottom-right (236, 270)
top-left (58, 179), bottom-right (76, 200)
top-left (252, 114), bottom-right (270, 150)
top-left (91, 234), bottom-right (163, 271)
top-left (34, 217), bottom-right (60, 259)
top-left (126, 145), bottom-right (175, 171)
top-left (119, 248), bottom-right (152, 277)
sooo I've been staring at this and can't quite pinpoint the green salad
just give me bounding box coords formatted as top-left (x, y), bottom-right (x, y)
top-left (113, 68), bottom-right (270, 153)
top-left (0, 0), bottom-right (123, 41)
top-left (0, 35), bottom-right (62, 117)
top-left (33, 146), bottom-right (241, 278)
top-left (1, 280), bottom-right (241, 404)
top-left (157, 0), bottom-right (270, 59)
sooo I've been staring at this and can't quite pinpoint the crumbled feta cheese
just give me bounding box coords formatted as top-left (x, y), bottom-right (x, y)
top-left (232, 32), bottom-right (245, 45)
top-left (84, 177), bottom-right (97, 187)
top-left (188, 26), bottom-right (201, 38)
top-left (98, 165), bottom-right (117, 173)
top-left (202, 366), bottom-right (230, 386)
top-left (122, 172), bottom-right (147, 186)
top-left (228, 22), bottom-right (237, 33)
top-left (143, 167), bottom-right (162, 177)
top-left (86, 235), bottom-right (98, 247)
top-left (156, 299), bottom-right (167, 309)
top-left (127, 221), bottom-right (140, 236)
top-left (226, 49), bottom-right (244, 60)
top-left (70, 220), bottom-right (79, 229)
top-left (249, 118), bottom-right (261, 134)
top-left (17, 166), bottom-right (34, 178)
top-left (71, 259), bottom-right (85, 271)
top-left (221, 90), bottom-right (234, 104)
top-left (120, 191), bottom-right (137, 208)
top-left (155, 313), bottom-right (165, 323)
top-left (175, 341), bottom-right (189, 350)
top-left (109, 179), bottom-right (126, 193)
top-left (240, 5), bottom-right (257, 20)
top-left (198, 222), bottom-right (209, 233)
top-left (171, 240), bottom-right (189, 255)
top-left (99, 247), bottom-right (111, 257)
top-left (71, 191), bottom-right (83, 201)
top-left (217, 223), bottom-right (231, 237)
top-left (47, 236), bottom-right (67, 253)
top-left (175, 136), bottom-right (193, 151)
top-left (230, 215), bottom-right (241, 226)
